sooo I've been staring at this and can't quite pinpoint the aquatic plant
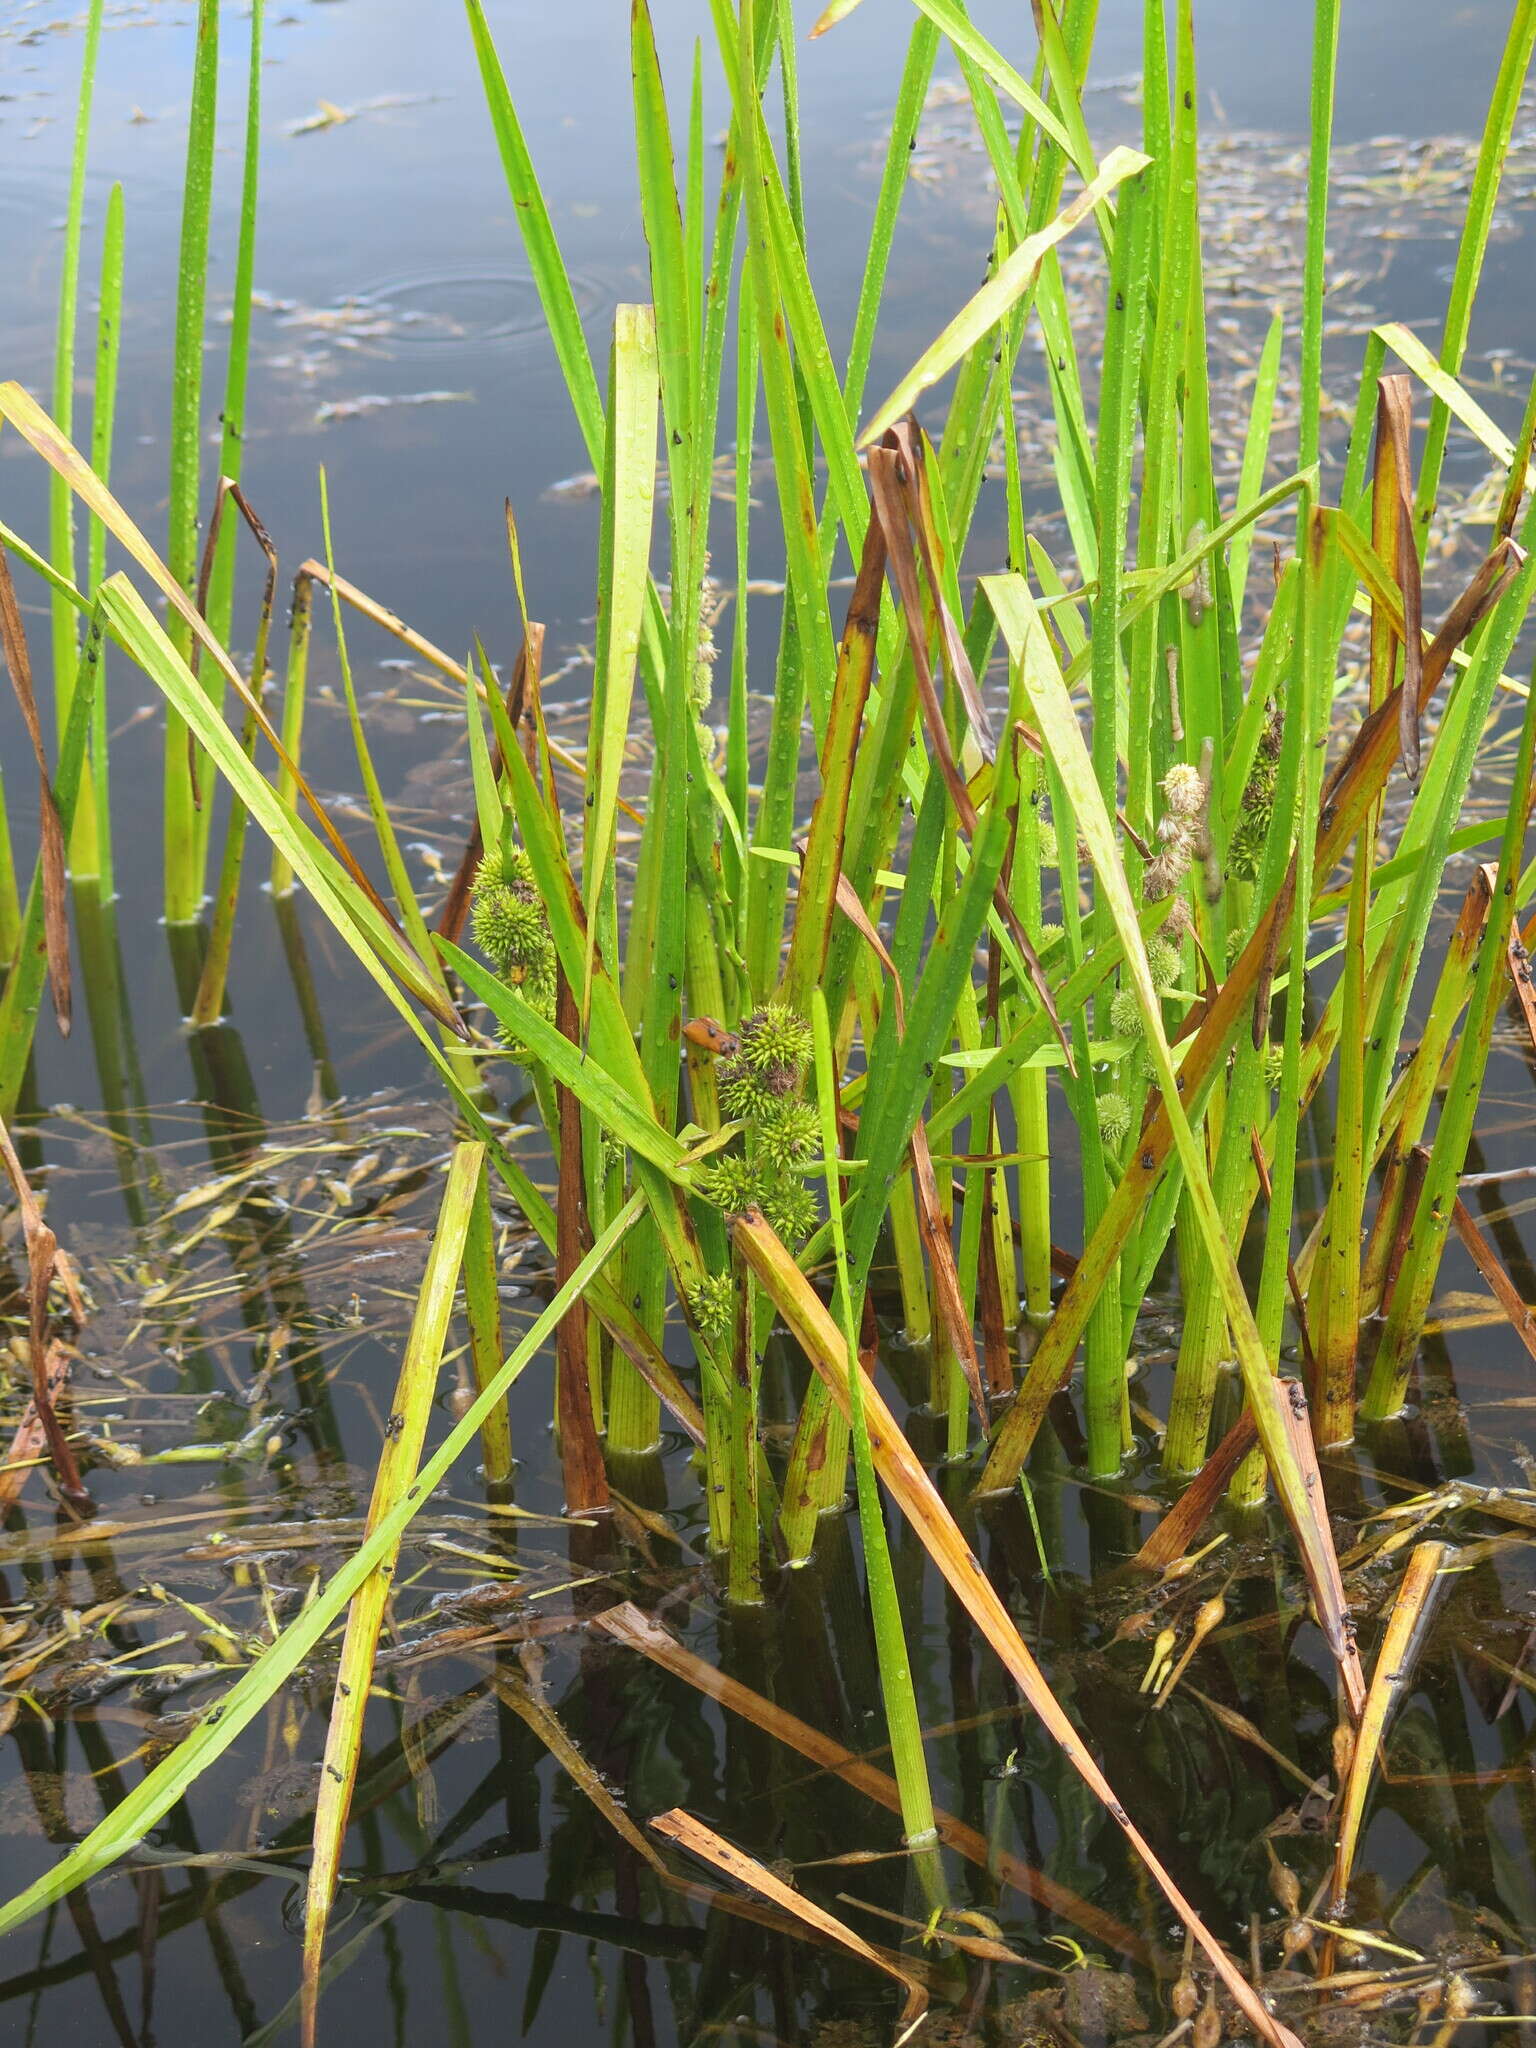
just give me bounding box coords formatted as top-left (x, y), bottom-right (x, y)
top-left (2, 0), bottom-right (1536, 2036)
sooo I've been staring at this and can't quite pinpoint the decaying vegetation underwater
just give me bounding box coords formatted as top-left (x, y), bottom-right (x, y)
top-left (6, 0), bottom-right (1536, 2038)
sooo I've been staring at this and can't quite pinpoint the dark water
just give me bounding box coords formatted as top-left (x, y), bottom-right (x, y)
top-left (3, 1), bottom-right (1536, 2043)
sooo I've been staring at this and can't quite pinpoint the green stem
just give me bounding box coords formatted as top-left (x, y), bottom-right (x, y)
top-left (163, 0), bottom-right (220, 924)
top-left (51, 0), bottom-right (104, 879)
top-left (812, 989), bottom-right (940, 1862)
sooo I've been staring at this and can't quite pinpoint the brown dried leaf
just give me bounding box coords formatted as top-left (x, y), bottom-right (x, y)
top-left (0, 1115), bottom-right (87, 1502)
top-left (1276, 1380), bottom-right (1367, 1720)
top-left (649, 1807), bottom-right (927, 2026)
top-left (1329, 1542), bottom-right (1446, 1928)
top-left (1373, 377), bottom-right (1425, 782)
top-left (1450, 1197), bottom-right (1536, 1367)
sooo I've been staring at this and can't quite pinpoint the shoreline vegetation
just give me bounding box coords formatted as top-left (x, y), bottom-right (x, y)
top-left (3, 0), bottom-right (1536, 2040)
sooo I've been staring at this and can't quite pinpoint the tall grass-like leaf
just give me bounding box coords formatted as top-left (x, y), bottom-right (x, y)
top-left (1362, 651), bottom-right (1536, 1417)
top-left (1412, 0), bottom-right (1536, 541)
top-left (842, 19), bottom-right (938, 419)
top-left (270, 566), bottom-right (312, 900)
top-left (859, 147), bottom-right (1148, 448)
top-left (1378, 319), bottom-right (1536, 485)
top-left (584, 306), bottom-right (659, 1015)
top-left (843, 692), bottom-right (1022, 1297)
top-left (713, 25), bottom-right (863, 562)
top-left (203, 0), bottom-right (263, 662)
top-left (163, 0), bottom-right (220, 923)
top-left (462, 1159), bottom-right (514, 1486)
top-left (189, 486), bottom-right (281, 1028)
top-left (2, 558), bottom-right (72, 1048)
top-left (983, 572), bottom-right (1365, 1714)
top-left (0, 1193), bottom-right (642, 1939)
top-left (300, 1142), bottom-right (483, 2047)
top-left (626, 4), bottom-right (715, 1119)
top-left (443, 944), bottom-right (685, 1177)
top-left (1121, 1), bottom-right (1190, 831)
top-left (1078, 147), bottom-right (1154, 1471)
top-left (903, 0), bottom-right (1085, 175)
top-left (1250, 16), bottom-right (1338, 1401)
top-left (1298, 0), bottom-right (1339, 479)
top-left (1227, 311), bottom-right (1284, 621)
top-left (315, 475), bottom-right (446, 1002)
top-left (783, 521), bottom-right (886, 1005)
top-left (49, 0), bottom-right (104, 878)
top-left (97, 577), bottom-right (460, 1030)
top-left (463, 0), bottom-right (603, 465)
top-left (714, 0), bottom-right (837, 733)
top-left (86, 182), bottom-right (124, 904)
top-left (1310, 384), bottom-right (1416, 1442)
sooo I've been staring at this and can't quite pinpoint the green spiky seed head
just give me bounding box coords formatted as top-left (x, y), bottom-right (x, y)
top-left (473, 888), bottom-right (551, 974)
top-left (737, 1004), bottom-right (813, 1082)
top-left (1037, 921), bottom-right (1065, 949)
top-left (1147, 937), bottom-right (1181, 993)
top-left (697, 1154), bottom-right (761, 1217)
top-left (504, 926), bottom-right (557, 1007)
top-left (687, 1271), bottom-right (735, 1338)
top-left (1096, 1091), bottom-right (1131, 1149)
top-left (1227, 809), bottom-right (1270, 882)
top-left (1262, 1043), bottom-right (1285, 1091)
top-left (1037, 818), bottom-right (1059, 866)
top-left (760, 1174), bottom-right (817, 1246)
top-left (756, 1098), bottom-right (819, 1173)
top-left (1109, 988), bottom-right (1144, 1040)
top-left (476, 847), bottom-right (536, 900)
top-left (471, 846), bottom-right (548, 972)
top-left (718, 1058), bottom-right (776, 1124)
top-left (1243, 755), bottom-right (1277, 811)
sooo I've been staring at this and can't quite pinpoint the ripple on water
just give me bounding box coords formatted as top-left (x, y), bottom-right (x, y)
top-left (341, 266), bottom-right (610, 359)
